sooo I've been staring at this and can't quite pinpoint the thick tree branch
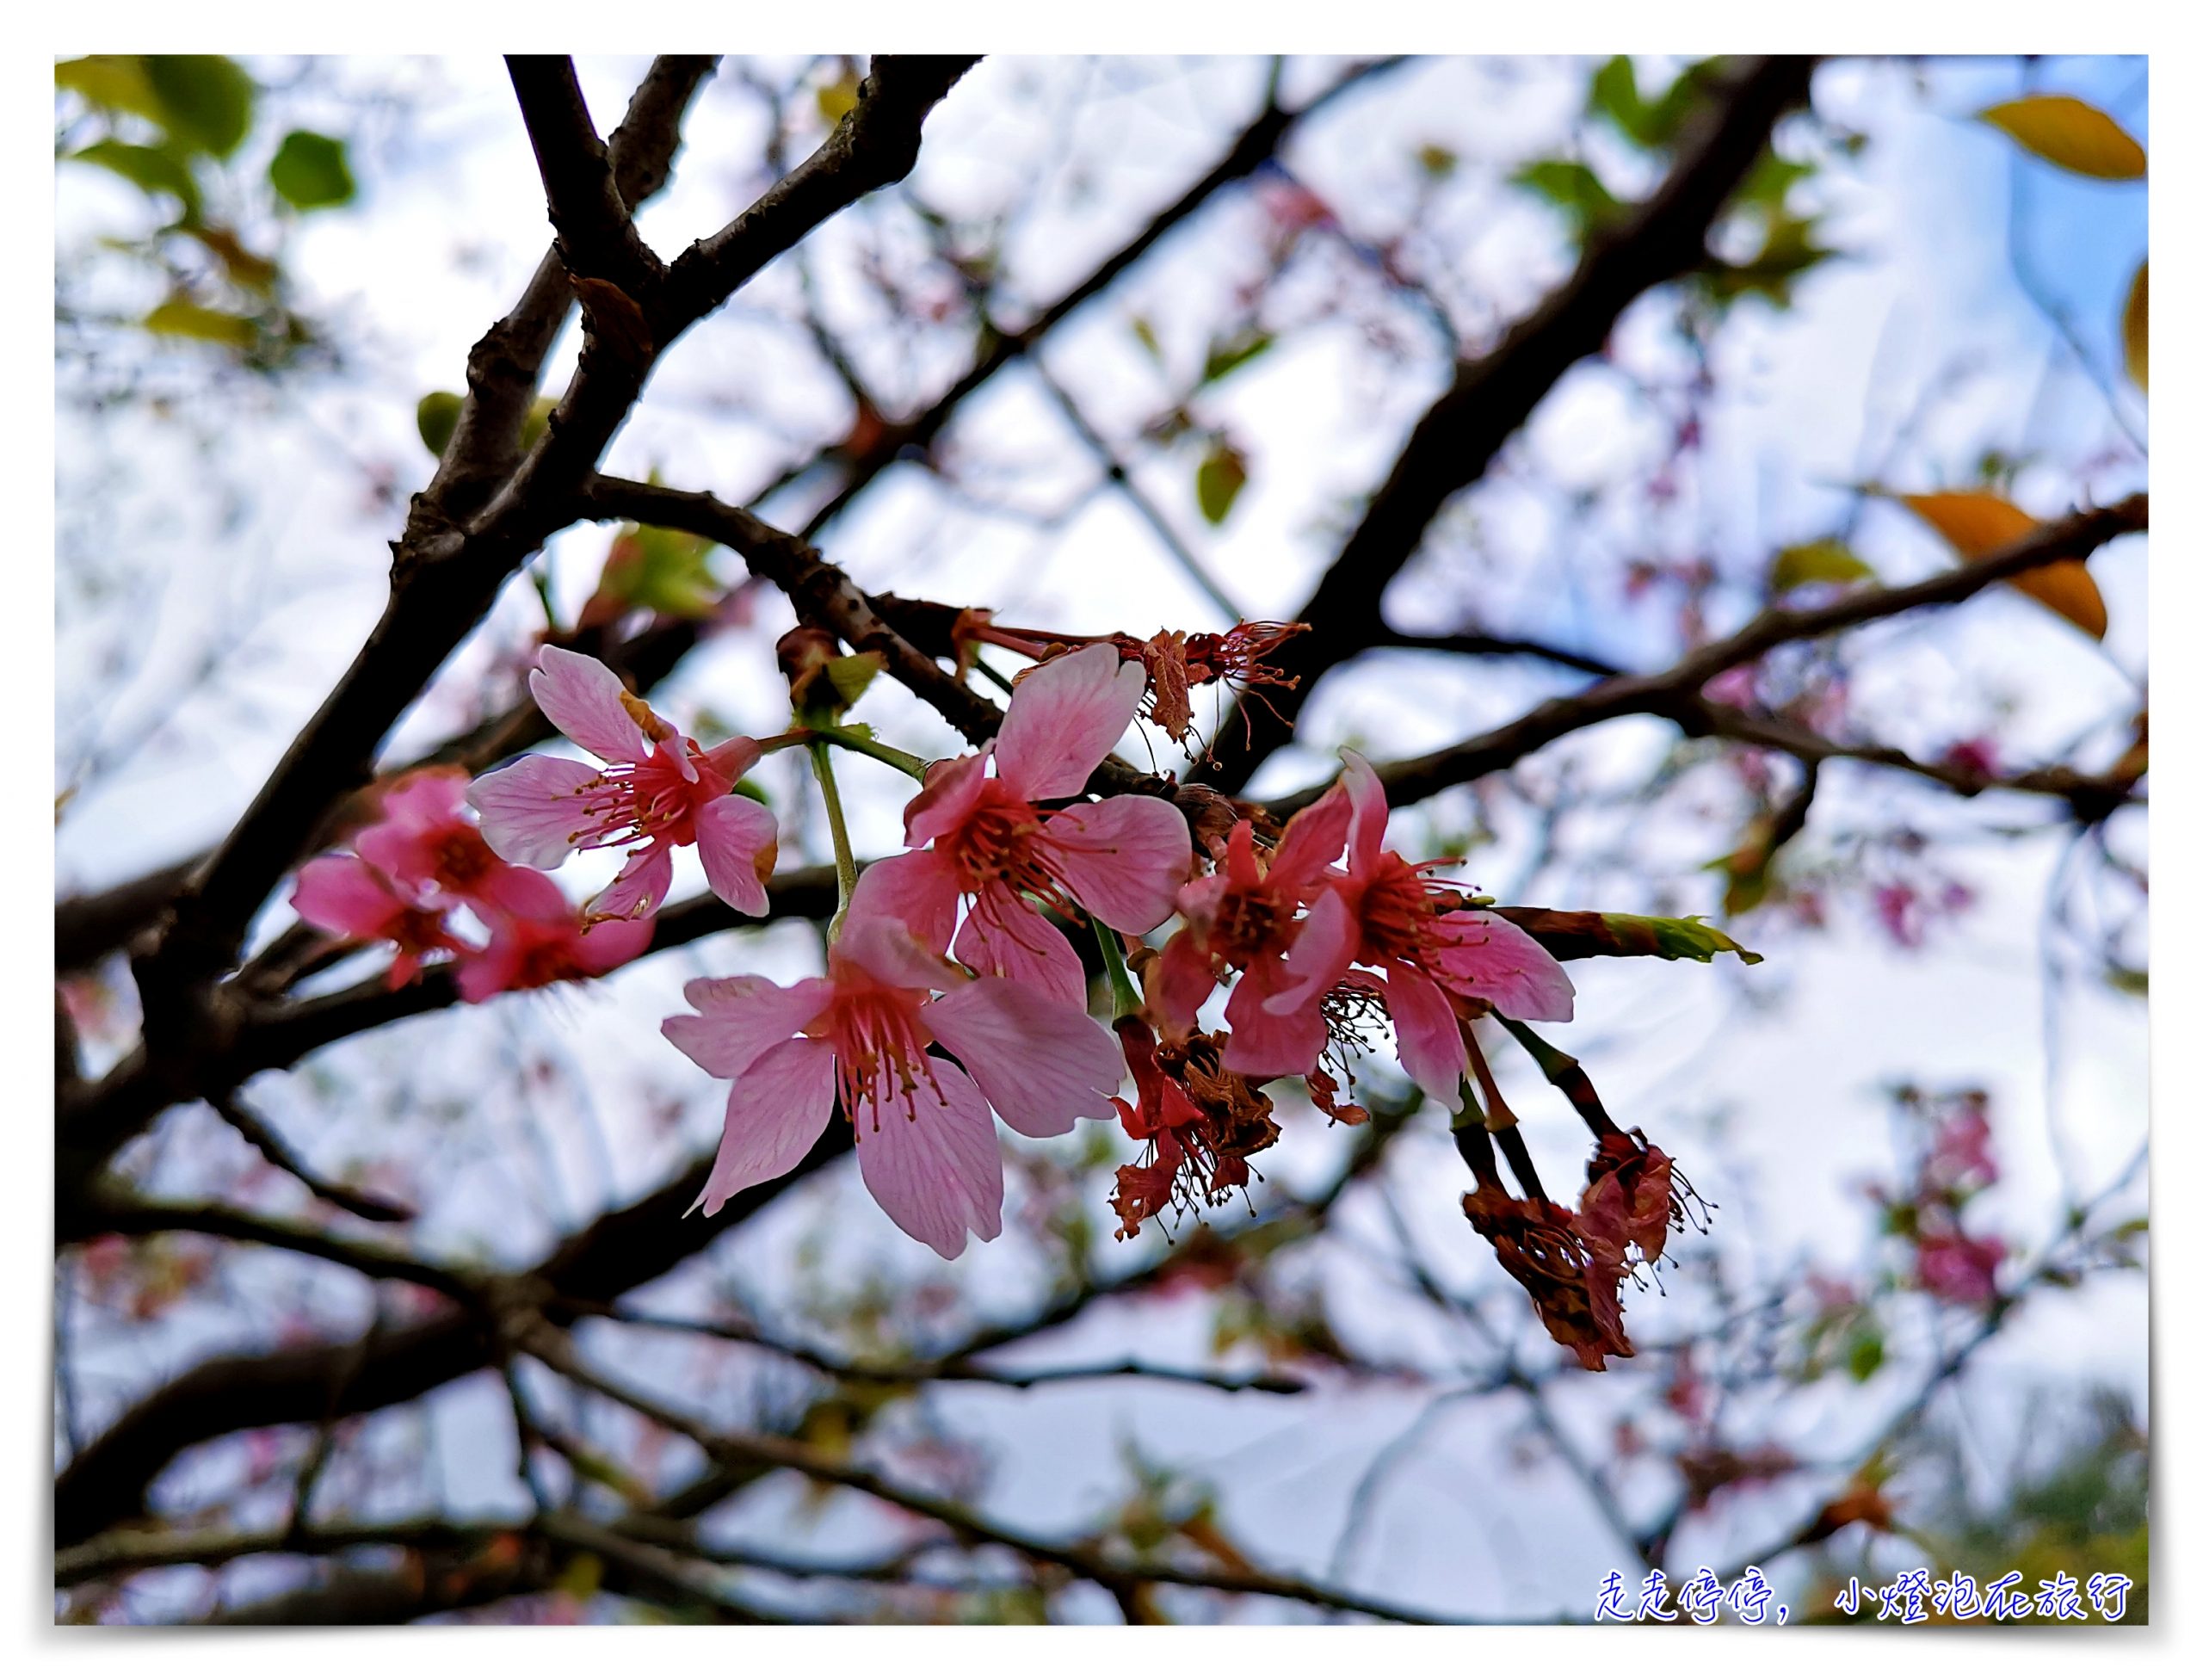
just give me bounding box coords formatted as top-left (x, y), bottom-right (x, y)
top-left (132, 55), bottom-right (969, 1085)
top-left (1270, 494), bottom-right (2147, 817)
top-left (1203, 55), bottom-right (1821, 790)
top-left (505, 56), bottom-right (666, 294)
top-left (53, 60), bottom-right (1392, 977)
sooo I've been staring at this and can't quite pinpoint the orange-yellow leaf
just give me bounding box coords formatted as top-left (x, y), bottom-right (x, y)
top-left (1977, 95), bottom-right (2146, 181)
top-left (1898, 490), bottom-right (2106, 640)
top-left (2007, 559), bottom-right (2107, 639)
top-left (2123, 260), bottom-right (2147, 391)
top-left (1898, 490), bottom-right (2036, 558)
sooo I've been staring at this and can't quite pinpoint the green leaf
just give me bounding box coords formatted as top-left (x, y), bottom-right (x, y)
top-left (595, 524), bottom-right (722, 619)
top-left (1639, 59), bottom-right (1720, 146)
top-left (143, 55), bottom-right (256, 159)
top-left (268, 130), bottom-right (355, 210)
top-left (1700, 212), bottom-right (1838, 308)
top-left (1597, 913), bottom-right (1763, 966)
top-left (55, 56), bottom-right (167, 125)
top-left (1978, 94), bottom-right (2146, 181)
top-left (1194, 438), bottom-right (1248, 525)
top-left (66, 139), bottom-right (202, 225)
top-left (1592, 57), bottom-right (1720, 149)
top-left (1769, 539), bottom-right (1876, 593)
top-left (416, 391), bottom-right (463, 457)
top-left (1510, 159), bottom-right (1625, 238)
top-left (1844, 1323), bottom-right (1885, 1383)
top-left (1736, 150), bottom-right (1813, 212)
top-left (142, 296), bottom-right (256, 348)
top-left (1587, 56), bottom-right (1651, 144)
top-left (1200, 328), bottom-right (1273, 386)
top-left (825, 652), bottom-right (884, 707)
top-left (1129, 315), bottom-right (1163, 364)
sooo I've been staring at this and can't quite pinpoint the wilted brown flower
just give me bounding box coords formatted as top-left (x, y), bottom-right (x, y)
top-left (1461, 1185), bottom-right (1635, 1370)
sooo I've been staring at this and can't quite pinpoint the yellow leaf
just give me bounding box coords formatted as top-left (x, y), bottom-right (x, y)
top-left (1898, 491), bottom-right (2106, 640)
top-left (2008, 559), bottom-right (2107, 639)
top-left (2123, 260), bottom-right (2147, 391)
top-left (142, 296), bottom-right (256, 347)
top-left (1769, 539), bottom-right (1875, 593)
top-left (1898, 490), bottom-right (2036, 557)
top-left (1977, 95), bottom-right (2146, 181)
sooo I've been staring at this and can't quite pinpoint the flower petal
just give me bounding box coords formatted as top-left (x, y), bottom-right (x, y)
top-left (991, 642), bottom-right (1145, 801)
top-left (1151, 925), bottom-right (1220, 1036)
top-left (1264, 886), bottom-right (1356, 1014)
top-left (853, 1062), bottom-right (1005, 1259)
top-left (663, 974), bottom-right (833, 1079)
top-left (1036, 795), bottom-right (1192, 934)
top-left (701, 735), bottom-right (763, 783)
top-left (902, 750), bottom-right (992, 849)
top-left (530, 645), bottom-right (654, 763)
top-left (923, 978), bottom-right (1120, 1138)
top-left (1268, 781), bottom-right (1354, 891)
top-left (1381, 965), bottom-right (1466, 1112)
top-left (591, 842), bottom-right (675, 921)
top-left (836, 911), bottom-right (963, 993)
top-left (1219, 955), bottom-right (1328, 1079)
top-left (690, 1037), bottom-right (838, 1217)
top-left (572, 913), bottom-right (656, 976)
top-left (694, 795), bottom-right (779, 917)
top-left (1336, 747), bottom-right (1391, 867)
top-left (484, 864), bottom-right (574, 923)
top-left (847, 846), bottom-right (960, 955)
top-left (292, 855), bottom-right (404, 940)
top-left (377, 767), bottom-right (470, 829)
top-left (953, 886), bottom-right (1085, 1008)
top-left (468, 754), bottom-right (602, 868)
top-left (1429, 910), bottom-right (1577, 1022)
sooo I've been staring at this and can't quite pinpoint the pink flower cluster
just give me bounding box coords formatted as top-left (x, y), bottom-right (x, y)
top-left (290, 766), bottom-right (651, 1001)
top-left (667, 644), bottom-right (1577, 1257)
top-left (1153, 746), bottom-right (1573, 1097)
top-left (290, 635), bottom-right (1595, 1273)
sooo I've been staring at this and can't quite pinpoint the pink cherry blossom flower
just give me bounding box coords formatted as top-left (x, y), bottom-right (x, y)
top-left (661, 901), bottom-right (1123, 1259)
top-left (1151, 781), bottom-right (1358, 1079)
top-left (469, 647), bottom-right (778, 923)
top-left (353, 767), bottom-right (544, 917)
top-left (291, 855), bottom-right (475, 987)
top-left (864, 642), bottom-right (1192, 1005)
top-left (1322, 748), bottom-right (1573, 1109)
top-left (1916, 1226), bottom-right (2006, 1306)
top-left (453, 864), bottom-right (655, 1002)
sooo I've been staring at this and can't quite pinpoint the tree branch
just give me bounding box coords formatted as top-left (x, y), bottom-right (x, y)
top-left (1202, 55), bottom-right (1821, 790)
top-left (1269, 494), bottom-right (2146, 817)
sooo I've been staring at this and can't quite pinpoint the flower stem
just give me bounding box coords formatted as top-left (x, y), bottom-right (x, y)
top-left (806, 723), bottom-right (929, 781)
top-left (809, 738), bottom-right (859, 941)
top-left (1093, 922), bottom-right (1144, 1021)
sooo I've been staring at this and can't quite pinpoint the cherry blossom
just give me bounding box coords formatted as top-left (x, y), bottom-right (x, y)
top-left (1151, 780), bottom-right (1357, 1078)
top-left (1322, 749), bottom-right (1574, 1109)
top-left (470, 646), bottom-right (777, 922)
top-left (353, 766), bottom-right (543, 916)
top-left (453, 864), bottom-right (654, 1002)
top-left (662, 891), bottom-right (1123, 1258)
top-left (865, 642), bottom-right (1191, 1005)
top-left (290, 854), bottom-right (473, 987)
